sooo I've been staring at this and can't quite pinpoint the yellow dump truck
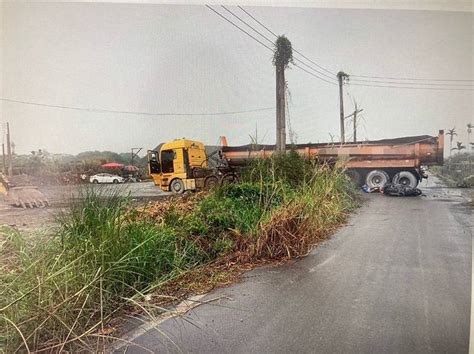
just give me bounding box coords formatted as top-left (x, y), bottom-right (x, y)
top-left (148, 139), bottom-right (237, 193)
top-left (148, 131), bottom-right (444, 193)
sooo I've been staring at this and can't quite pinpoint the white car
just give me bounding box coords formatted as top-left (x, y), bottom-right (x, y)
top-left (89, 173), bottom-right (124, 184)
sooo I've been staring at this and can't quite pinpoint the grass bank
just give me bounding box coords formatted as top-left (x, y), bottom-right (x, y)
top-left (1, 153), bottom-right (356, 351)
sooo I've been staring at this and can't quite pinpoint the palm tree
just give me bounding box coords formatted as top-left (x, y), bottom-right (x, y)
top-left (467, 123), bottom-right (473, 153)
top-left (451, 141), bottom-right (466, 154)
top-left (446, 128), bottom-right (457, 156)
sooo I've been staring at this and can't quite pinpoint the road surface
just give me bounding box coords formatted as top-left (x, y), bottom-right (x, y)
top-left (116, 176), bottom-right (472, 353)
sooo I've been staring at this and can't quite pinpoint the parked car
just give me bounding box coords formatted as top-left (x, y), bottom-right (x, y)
top-left (89, 173), bottom-right (124, 184)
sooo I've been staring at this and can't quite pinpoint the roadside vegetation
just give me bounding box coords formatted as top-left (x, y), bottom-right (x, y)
top-left (1, 153), bottom-right (356, 351)
top-left (432, 153), bottom-right (474, 187)
top-left (10, 149), bottom-right (148, 185)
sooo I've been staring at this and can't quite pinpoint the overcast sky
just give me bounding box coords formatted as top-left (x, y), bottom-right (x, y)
top-left (1, 2), bottom-right (472, 155)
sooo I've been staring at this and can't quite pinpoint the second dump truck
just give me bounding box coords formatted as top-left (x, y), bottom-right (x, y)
top-left (148, 130), bottom-right (444, 193)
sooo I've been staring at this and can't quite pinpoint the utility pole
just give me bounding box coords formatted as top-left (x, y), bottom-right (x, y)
top-left (337, 71), bottom-right (349, 143)
top-left (2, 143), bottom-right (6, 174)
top-left (276, 66), bottom-right (281, 152)
top-left (131, 147), bottom-right (142, 167)
top-left (6, 122), bottom-right (12, 177)
top-left (273, 35), bottom-right (293, 154)
top-left (353, 109), bottom-right (358, 143)
top-left (344, 106), bottom-right (363, 143)
top-left (276, 66), bottom-right (286, 153)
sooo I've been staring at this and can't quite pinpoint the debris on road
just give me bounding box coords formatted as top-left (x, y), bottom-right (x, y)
top-left (382, 183), bottom-right (422, 197)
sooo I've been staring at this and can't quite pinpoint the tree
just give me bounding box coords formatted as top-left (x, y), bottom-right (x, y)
top-left (451, 141), bottom-right (466, 154)
top-left (273, 35), bottom-right (293, 154)
top-left (467, 123), bottom-right (473, 153)
top-left (446, 128), bottom-right (457, 156)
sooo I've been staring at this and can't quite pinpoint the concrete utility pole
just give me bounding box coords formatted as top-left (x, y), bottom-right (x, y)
top-left (276, 66), bottom-right (286, 153)
top-left (337, 71), bottom-right (349, 143)
top-left (6, 122), bottom-right (12, 177)
top-left (274, 35), bottom-right (293, 154)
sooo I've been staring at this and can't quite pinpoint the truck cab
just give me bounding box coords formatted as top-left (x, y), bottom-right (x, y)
top-left (148, 139), bottom-right (208, 193)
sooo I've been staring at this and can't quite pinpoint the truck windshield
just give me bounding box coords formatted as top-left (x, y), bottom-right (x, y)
top-left (161, 149), bottom-right (175, 173)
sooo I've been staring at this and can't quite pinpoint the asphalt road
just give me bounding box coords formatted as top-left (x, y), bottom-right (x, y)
top-left (117, 176), bottom-right (472, 353)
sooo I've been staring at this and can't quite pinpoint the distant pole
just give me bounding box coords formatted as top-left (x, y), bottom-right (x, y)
top-left (2, 143), bottom-right (5, 174)
top-left (353, 110), bottom-right (357, 143)
top-left (130, 148), bottom-right (142, 169)
top-left (337, 71), bottom-right (349, 144)
top-left (6, 122), bottom-right (12, 177)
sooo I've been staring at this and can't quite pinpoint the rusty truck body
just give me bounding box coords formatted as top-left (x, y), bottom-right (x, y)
top-left (220, 130), bottom-right (444, 188)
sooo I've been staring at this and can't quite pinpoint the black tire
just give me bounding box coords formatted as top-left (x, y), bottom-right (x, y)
top-left (92, 179), bottom-right (99, 184)
top-left (170, 178), bottom-right (185, 194)
top-left (346, 170), bottom-right (363, 187)
top-left (113, 179), bottom-right (119, 184)
top-left (365, 170), bottom-right (389, 189)
top-left (220, 173), bottom-right (239, 186)
top-left (204, 175), bottom-right (219, 190)
top-left (392, 171), bottom-right (418, 188)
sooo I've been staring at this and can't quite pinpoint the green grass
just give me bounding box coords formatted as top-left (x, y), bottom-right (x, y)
top-left (1, 153), bottom-right (356, 351)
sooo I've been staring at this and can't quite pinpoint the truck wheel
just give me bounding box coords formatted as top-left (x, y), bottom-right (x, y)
top-left (221, 173), bottom-right (239, 185)
top-left (204, 175), bottom-right (219, 189)
top-left (170, 178), bottom-right (185, 194)
top-left (365, 170), bottom-right (389, 189)
top-left (392, 171), bottom-right (418, 188)
top-left (346, 170), bottom-right (363, 187)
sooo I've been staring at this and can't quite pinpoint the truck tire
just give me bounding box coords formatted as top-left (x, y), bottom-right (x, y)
top-left (365, 170), bottom-right (389, 189)
top-left (221, 173), bottom-right (239, 186)
top-left (346, 170), bottom-right (363, 187)
top-left (392, 171), bottom-right (418, 188)
top-left (170, 178), bottom-right (185, 194)
top-left (204, 175), bottom-right (219, 189)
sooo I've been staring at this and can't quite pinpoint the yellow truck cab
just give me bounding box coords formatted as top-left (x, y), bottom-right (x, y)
top-left (148, 139), bottom-right (208, 193)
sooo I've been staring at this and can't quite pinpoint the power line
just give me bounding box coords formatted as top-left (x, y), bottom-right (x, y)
top-left (221, 6), bottom-right (275, 45)
top-left (237, 5), bottom-right (278, 38)
top-left (237, 6), bottom-right (337, 78)
top-left (293, 57), bottom-right (337, 82)
top-left (350, 77), bottom-right (473, 87)
top-left (238, 6), bottom-right (472, 85)
top-left (0, 97), bottom-right (275, 116)
top-left (293, 63), bottom-right (337, 85)
top-left (205, 5), bottom-right (274, 52)
top-left (347, 82), bottom-right (474, 91)
top-left (350, 73), bottom-right (474, 82)
top-left (214, 6), bottom-right (336, 85)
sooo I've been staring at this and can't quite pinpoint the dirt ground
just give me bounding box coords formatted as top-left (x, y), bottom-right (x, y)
top-left (0, 182), bottom-right (169, 232)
